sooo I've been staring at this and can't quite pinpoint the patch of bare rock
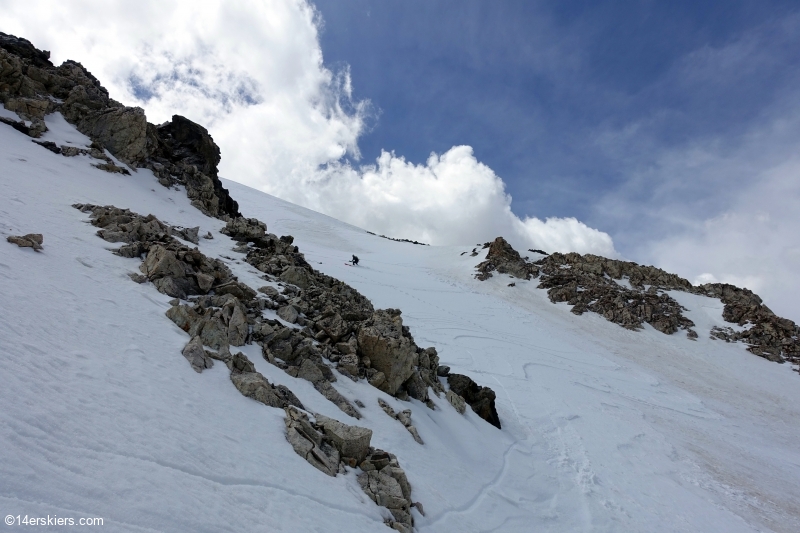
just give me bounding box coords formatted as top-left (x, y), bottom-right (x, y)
top-left (475, 236), bottom-right (800, 367)
top-left (6, 233), bottom-right (43, 251)
top-left (285, 406), bottom-right (417, 532)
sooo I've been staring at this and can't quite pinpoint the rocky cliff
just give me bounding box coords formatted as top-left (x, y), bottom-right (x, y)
top-left (0, 32), bottom-right (240, 219)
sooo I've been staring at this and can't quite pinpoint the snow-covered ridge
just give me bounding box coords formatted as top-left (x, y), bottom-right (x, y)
top-left (476, 236), bottom-right (800, 367)
top-left (2, 31), bottom-right (800, 533)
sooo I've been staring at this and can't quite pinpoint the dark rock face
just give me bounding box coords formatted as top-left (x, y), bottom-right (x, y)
top-left (476, 236), bottom-right (539, 281)
top-left (0, 32), bottom-right (52, 68)
top-left (447, 374), bottom-right (501, 429)
top-left (145, 115), bottom-right (240, 218)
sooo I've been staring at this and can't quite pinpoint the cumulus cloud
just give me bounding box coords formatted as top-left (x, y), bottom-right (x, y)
top-left (2, 0), bottom-right (614, 255)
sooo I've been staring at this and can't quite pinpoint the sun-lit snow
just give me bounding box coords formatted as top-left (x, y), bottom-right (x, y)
top-left (1, 111), bottom-right (799, 532)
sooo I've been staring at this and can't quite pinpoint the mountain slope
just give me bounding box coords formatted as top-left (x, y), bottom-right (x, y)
top-left (2, 35), bottom-right (800, 533)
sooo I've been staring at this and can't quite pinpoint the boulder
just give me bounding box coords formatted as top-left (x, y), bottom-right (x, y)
top-left (230, 370), bottom-right (302, 410)
top-left (6, 233), bottom-right (43, 251)
top-left (280, 266), bottom-right (313, 290)
top-left (5, 96), bottom-right (50, 120)
top-left (181, 336), bottom-right (213, 373)
top-left (78, 106), bottom-right (147, 165)
top-left (314, 413), bottom-right (372, 464)
top-left (358, 470), bottom-right (407, 510)
top-left (141, 245), bottom-right (184, 280)
top-left (447, 373), bottom-right (501, 429)
top-left (220, 217), bottom-right (266, 242)
top-left (317, 313), bottom-right (350, 342)
top-left (284, 407), bottom-right (340, 477)
top-left (277, 305), bottom-right (299, 324)
top-left (357, 310), bottom-right (416, 395)
top-left (475, 236), bottom-right (537, 281)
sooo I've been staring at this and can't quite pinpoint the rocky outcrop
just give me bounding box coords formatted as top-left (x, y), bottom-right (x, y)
top-left (476, 236), bottom-right (539, 281)
top-left (537, 255), bottom-right (696, 335)
top-left (283, 407), bottom-right (415, 531)
top-left (447, 374), bottom-right (502, 429)
top-left (73, 204), bottom-right (234, 299)
top-left (357, 309), bottom-right (417, 396)
top-left (231, 365), bottom-right (303, 410)
top-left (474, 237), bottom-right (800, 367)
top-left (6, 233), bottom-right (42, 251)
top-left (181, 336), bottom-right (214, 373)
top-left (358, 449), bottom-right (416, 533)
top-left (144, 115), bottom-right (240, 218)
top-left (698, 283), bottom-right (800, 364)
top-left (1, 32), bottom-right (239, 218)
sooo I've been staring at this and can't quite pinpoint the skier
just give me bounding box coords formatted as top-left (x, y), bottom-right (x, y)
top-left (351, 255), bottom-right (359, 266)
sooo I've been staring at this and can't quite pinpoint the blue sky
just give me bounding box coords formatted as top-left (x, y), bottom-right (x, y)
top-left (313, 0), bottom-right (800, 248)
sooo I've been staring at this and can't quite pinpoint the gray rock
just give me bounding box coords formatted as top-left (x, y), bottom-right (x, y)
top-left (280, 266), bottom-right (313, 290)
top-left (225, 352), bottom-right (255, 373)
top-left (258, 285), bottom-right (280, 298)
top-left (357, 310), bottom-right (417, 395)
top-left (298, 358), bottom-right (325, 383)
top-left (195, 272), bottom-right (214, 292)
top-left (226, 302), bottom-right (248, 346)
top-left (378, 399), bottom-right (424, 444)
top-left (5, 96), bottom-right (50, 120)
top-left (358, 470), bottom-right (408, 511)
top-left (317, 313), bottom-right (350, 343)
top-left (140, 245), bottom-right (184, 280)
top-left (230, 370), bottom-right (302, 409)
top-left (214, 280), bottom-right (257, 301)
top-left (220, 217), bottom-right (266, 242)
top-left (78, 106), bottom-right (148, 165)
top-left (314, 414), bottom-right (372, 464)
top-left (277, 305), bottom-right (299, 324)
top-left (171, 226), bottom-right (200, 244)
top-left (284, 407), bottom-right (340, 476)
top-left (128, 272), bottom-right (147, 283)
top-left (181, 336), bottom-right (213, 373)
top-left (6, 233), bottom-right (43, 251)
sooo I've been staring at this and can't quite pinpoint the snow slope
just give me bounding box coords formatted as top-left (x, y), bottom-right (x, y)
top-left (1, 111), bottom-right (799, 532)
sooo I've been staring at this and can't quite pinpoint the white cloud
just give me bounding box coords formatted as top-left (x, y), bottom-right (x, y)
top-left (1, 0), bottom-right (615, 255)
top-left (605, 112), bottom-right (800, 322)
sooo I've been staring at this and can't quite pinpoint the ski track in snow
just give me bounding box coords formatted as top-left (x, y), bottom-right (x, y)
top-left (1, 110), bottom-right (800, 532)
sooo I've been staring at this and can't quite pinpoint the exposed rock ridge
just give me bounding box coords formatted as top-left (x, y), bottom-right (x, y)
top-left (475, 236), bottom-right (800, 366)
top-left (0, 32), bottom-right (239, 219)
top-left (218, 217), bottom-right (504, 427)
top-left (697, 283), bottom-right (800, 363)
top-left (3, 32), bottom-right (501, 431)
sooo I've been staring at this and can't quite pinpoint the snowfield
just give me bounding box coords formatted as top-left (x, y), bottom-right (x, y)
top-left (1, 111), bottom-right (800, 532)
